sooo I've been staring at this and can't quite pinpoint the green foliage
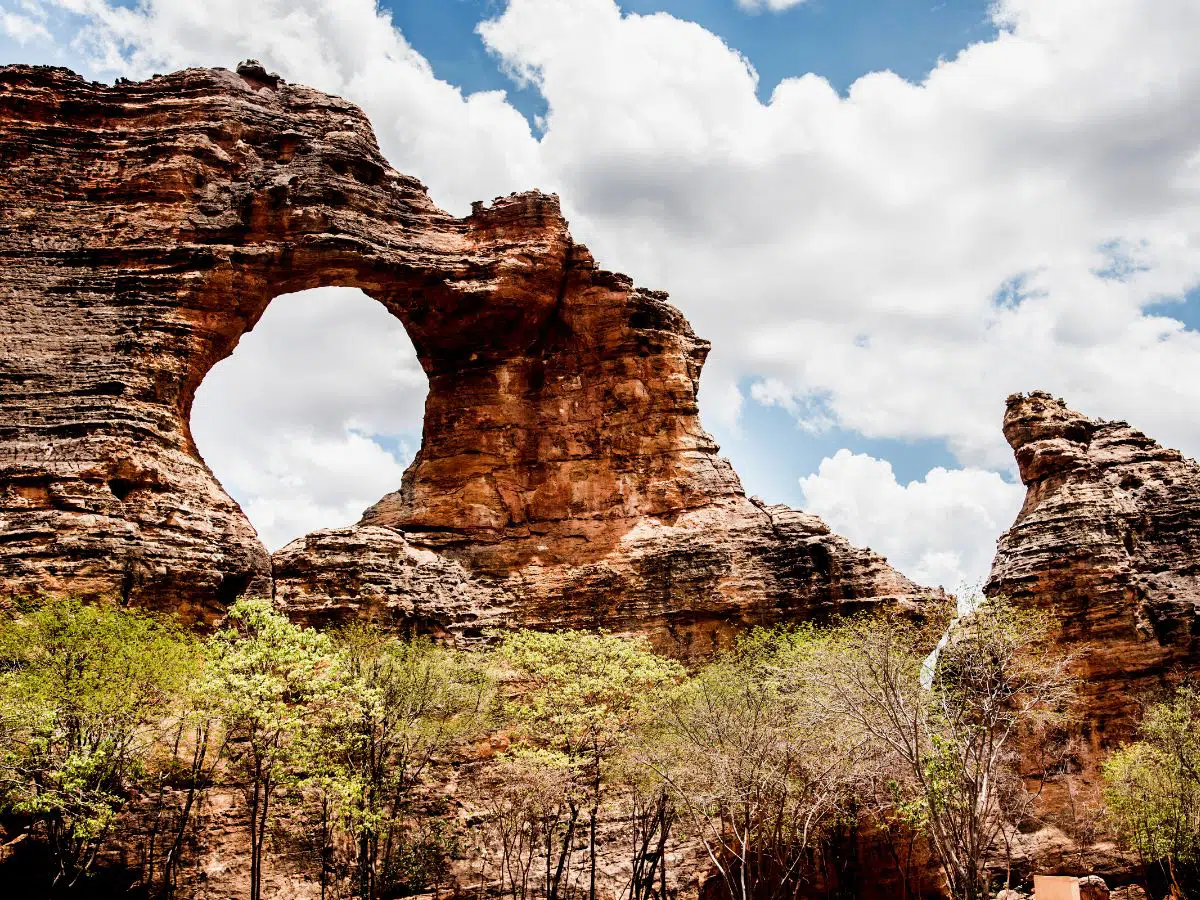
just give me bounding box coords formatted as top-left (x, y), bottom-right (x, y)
top-left (0, 597), bottom-right (1073, 900)
top-left (208, 597), bottom-right (337, 900)
top-left (497, 630), bottom-right (684, 900)
top-left (318, 624), bottom-right (490, 899)
top-left (1104, 687), bottom-right (1200, 891)
top-left (0, 598), bottom-right (193, 890)
top-left (140, 641), bottom-right (224, 899)
top-left (208, 597), bottom-right (335, 732)
top-left (812, 596), bottom-right (1075, 900)
top-left (498, 629), bottom-right (684, 759)
top-left (385, 813), bottom-right (460, 895)
top-left (649, 625), bottom-right (856, 900)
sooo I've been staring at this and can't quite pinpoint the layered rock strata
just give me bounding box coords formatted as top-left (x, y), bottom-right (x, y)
top-left (0, 62), bottom-right (928, 636)
top-left (988, 391), bottom-right (1200, 872)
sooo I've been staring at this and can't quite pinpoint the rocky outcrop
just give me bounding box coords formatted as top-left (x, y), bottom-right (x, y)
top-left (277, 501), bottom-right (925, 648)
top-left (988, 391), bottom-right (1200, 873)
top-left (0, 62), bottom-right (929, 636)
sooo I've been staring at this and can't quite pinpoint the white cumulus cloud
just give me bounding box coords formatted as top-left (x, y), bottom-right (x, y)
top-left (190, 288), bottom-right (427, 550)
top-left (2, 10), bottom-right (50, 43)
top-left (477, 0), bottom-right (1200, 462)
top-left (799, 451), bottom-right (1024, 591)
top-left (735, 0), bottom-right (812, 12)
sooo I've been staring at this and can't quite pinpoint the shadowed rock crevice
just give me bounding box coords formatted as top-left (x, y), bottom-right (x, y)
top-left (0, 62), bottom-right (931, 638)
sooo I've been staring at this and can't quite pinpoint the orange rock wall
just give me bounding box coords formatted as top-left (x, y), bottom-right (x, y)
top-left (0, 63), bottom-right (928, 638)
top-left (989, 391), bottom-right (1200, 874)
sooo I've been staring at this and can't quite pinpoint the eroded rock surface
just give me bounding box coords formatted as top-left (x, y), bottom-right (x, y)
top-left (278, 501), bottom-right (925, 648)
top-left (988, 391), bottom-right (1200, 872)
top-left (0, 62), bottom-right (929, 635)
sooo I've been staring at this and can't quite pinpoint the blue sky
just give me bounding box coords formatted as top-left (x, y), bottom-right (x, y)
top-left (387, 0), bottom-right (996, 123)
top-left (725, 382), bottom-right (959, 507)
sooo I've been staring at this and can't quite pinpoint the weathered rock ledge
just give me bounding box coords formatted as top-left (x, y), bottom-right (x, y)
top-left (0, 62), bottom-right (931, 643)
top-left (988, 390), bottom-right (1200, 873)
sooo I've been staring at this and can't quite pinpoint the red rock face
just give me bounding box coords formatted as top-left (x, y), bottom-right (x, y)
top-left (0, 62), bottom-right (929, 637)
top-left (988, 391), bottom-right (1200, 872)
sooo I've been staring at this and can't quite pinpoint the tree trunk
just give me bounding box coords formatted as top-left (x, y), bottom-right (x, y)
top-left (249, 778), bottom-right (260, 900)
top-left (589, 805), bottom-right (598, 900)
top-left (659, 797), bottom-right (671, 900)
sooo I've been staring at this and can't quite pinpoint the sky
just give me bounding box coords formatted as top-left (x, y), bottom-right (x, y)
top-left (3, 0), bottom-right (1199, 593)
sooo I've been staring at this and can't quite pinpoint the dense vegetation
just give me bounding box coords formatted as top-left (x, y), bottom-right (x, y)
top-left (1104, 686), bottom-right (1200, 897)
top-left (0, 595), bottom-right (1077, 900)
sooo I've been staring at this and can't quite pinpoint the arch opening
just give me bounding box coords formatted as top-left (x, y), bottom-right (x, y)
top-left (191, 287), bottom-right (428, 551)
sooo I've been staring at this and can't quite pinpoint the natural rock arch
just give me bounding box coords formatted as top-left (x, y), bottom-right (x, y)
top-left (188, 285), bottom-right (429, 553)
top-left (0, 62), bottom-right (929, 638)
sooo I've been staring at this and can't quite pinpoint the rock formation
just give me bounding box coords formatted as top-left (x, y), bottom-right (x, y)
top-left (988, 391), bottom-right (1200, 872)
top-left (0, 62), bottom-right (929, 639)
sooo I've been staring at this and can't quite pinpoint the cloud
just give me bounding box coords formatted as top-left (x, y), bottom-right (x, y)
top-left (477, 0), bottom-right (1200, 464)
top-left (190, 289), bottom-right (427, 549)
top-left (735, 0), bottom-right (812, 12)
top-left (2, 10), bottom-right (51, 43)
top-left (221, 429), bottom-right (411, 552)
top-left (799, 450), bottom-right (1024, 591)
top-left (21, 0), bottom-right (1200, 570)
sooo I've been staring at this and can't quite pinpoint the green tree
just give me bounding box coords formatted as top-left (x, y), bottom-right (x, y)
top-left (207, 598), bottom-right (335, 900)
top-left (498, 629), bottom-right (684, 900)
top-left (321, 625), bottom-right (489, 900)
top-left (651, 627), bottom-right (860, 900)
top-left (141, 637), bottom-right (226, 899)
top-left (1104, 687), bottom-right (1200, 896)
top-left (814, 598), bottom-right (1074, 900)
top-left (0, 598), bottom-right (191, 893)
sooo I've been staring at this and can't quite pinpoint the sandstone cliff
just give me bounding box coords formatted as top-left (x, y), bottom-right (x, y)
top-left (988, 391), bottom-right (1200, 873)
top-left (0, 62), bottom-right (929, 640)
